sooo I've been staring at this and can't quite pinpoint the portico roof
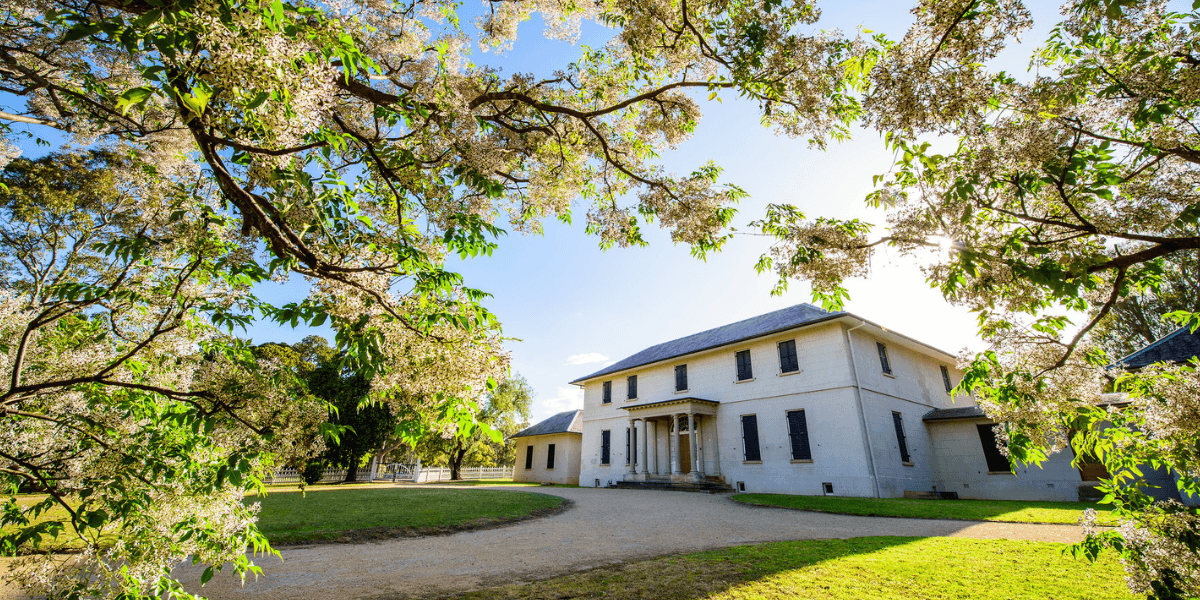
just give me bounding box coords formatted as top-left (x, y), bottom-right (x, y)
top-left (624, 397), bottom-right (719, 418)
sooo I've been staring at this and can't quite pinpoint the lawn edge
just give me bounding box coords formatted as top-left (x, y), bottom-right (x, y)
top-left (271, 495), bottom-right (575, 547)
top-left (728, 495), bottom-right (1090, 526)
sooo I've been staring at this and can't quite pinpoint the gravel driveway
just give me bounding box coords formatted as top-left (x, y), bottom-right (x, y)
top-left (1, 486), bottom-right (1086, 600)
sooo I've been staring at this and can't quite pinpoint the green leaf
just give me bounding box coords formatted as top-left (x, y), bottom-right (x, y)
top-left (116, 86), bottom-right (155, 116)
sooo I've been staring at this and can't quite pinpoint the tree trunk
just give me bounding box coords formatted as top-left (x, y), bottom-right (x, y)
top-left (345, 460), bottom-right (359, 483)
top-left (449, 441), bottom-right (467, 480)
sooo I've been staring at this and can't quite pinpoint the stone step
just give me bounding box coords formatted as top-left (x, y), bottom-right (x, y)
top-left (614, 480), bottom-right (735, 494)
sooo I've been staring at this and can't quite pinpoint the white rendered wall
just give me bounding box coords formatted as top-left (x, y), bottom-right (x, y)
top-left (577, 320), bottom-right (1084, 501)
top-left (512, 433), bottom-right (581, 485)
top-left (927, 419), bottom-right (1081, 501)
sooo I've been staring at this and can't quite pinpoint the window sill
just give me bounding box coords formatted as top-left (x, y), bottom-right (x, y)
top-left (600, 463), bottom-right (610, 467)
top-left (743, 460), bottom-right (763, 465)
top-left (882, 372), bottom-right (896, 379)
top-left (902, 462), bottom-right (914, 467)
top-left (626, 397), bottom-right (638, 402)
top-left (778, 370), bottom-right (801, 377)
top-left (546, 468), bottom-right (554, 471)
top-left (790, 459), bottom-right (814, 464)
top-left (735, 378), bottom-right (755, 384)
top-left (674, 389), bottom-right (689, 394)
top-left (987, 471), bottom-right (1015, 476)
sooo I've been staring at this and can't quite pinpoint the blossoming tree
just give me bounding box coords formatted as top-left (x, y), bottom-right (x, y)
top-left (749, 1), bottom-right (1200, 596)
top-left (0, 0), bottom-right (848, 596)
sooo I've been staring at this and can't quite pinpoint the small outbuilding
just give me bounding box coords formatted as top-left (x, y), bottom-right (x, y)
top-left (510, 410), bottom-right (583, 485)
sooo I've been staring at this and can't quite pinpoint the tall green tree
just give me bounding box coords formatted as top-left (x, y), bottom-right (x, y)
top-left (417, 374), bottom-right (533, 479)
top-left (306, 360), bottom-right (396, 482)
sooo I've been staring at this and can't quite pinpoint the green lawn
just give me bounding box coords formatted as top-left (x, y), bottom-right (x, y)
top-left (732, 494), bottom-right (1118, 525)
top-left (451, 537), bottom-right (1131, 600)
top-left (250, 487), bottom-right (565, 543)
top-left (4, 487), bottom-right (565, 551)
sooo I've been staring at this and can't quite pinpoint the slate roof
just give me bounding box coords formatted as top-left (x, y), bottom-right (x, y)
top-left (1116, 326), bottom-right (1200, 369)
top-left (509, 410), bottom-right (583, 439)
top-left (922, 406), bottom-right (988, 422)
top-left (570, 303), bottom-right (842, 384)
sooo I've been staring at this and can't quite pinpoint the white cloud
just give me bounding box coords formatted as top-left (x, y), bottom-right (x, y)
top-left (565, 352), bottom-right (608, 365)
top-left (533, 386), bottom-right (584, 422)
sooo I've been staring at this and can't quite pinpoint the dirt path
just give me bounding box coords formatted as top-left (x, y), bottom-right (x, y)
top-left (1, 486), bottom-right (1086, 600)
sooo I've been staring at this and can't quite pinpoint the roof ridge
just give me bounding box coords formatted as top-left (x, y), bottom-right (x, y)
top-left (569, 303), bottom-right (842, 384)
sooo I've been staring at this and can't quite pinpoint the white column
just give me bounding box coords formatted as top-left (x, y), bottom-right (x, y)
top-left (710, 416), bottom-right (722, 477)
top-left (652, 419), bottom-right (661, 475)
top-left (628, 418), bottom-right (637, 475)
top-left (689, 412), bottom-right (700, 475)
top-left (671, 414), bottom-right (682, 474)
top-left (638, 417), bottom-right (649, 474)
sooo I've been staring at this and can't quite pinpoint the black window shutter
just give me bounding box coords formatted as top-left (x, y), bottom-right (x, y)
top-left (878, 342), bottom-right (892, 374)
top-left (601, 430), bottom-right (611, 464)
top-left (603, 381), bottom-right (612, 403)
top-left (976, 424), bottom-right (1011, 472)
top-left (632, 424), bottom-right (637, 463)
top-left (546, 444), bottom-right (556, 469)
top-left (675, 365), bottom-right (687, 391)
top-left (524, 445), bottom-right (534, 470)
top-left (892, 412), bottom-right (910, 463)
top-left (736, 350), bottom-right (753, 380)
top-left (741, 415), bottom-right (761, 462)
top-left (941, 366), bottom-right (953, 393)
top-left (779, 340), bottom-right (798, 373)
top-left (626, 427), bottom-right (630, 464)
top-left (787, 410), bottom-right (812, 461)
top-left (628, 375), bottom-right (637, 399)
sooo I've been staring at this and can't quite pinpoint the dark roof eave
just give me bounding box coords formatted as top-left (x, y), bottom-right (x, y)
top-left (508, 430), bottom-right (583, 440)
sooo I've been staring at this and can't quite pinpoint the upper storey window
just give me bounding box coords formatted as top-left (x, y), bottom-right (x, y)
top-left (627, 375), bottom-right (637, 399)
top-left (735, 350), bottom-right (753, 381)
top-left (940, 366), bottom-right (953, 394)
top-left (675, 364), bottom-right (688, 392)
top-left (877, 342), bottom-right (892, 375)
top-left (778, 340), bottom-right (799, 373)
top-left (602, 381), bottom-right (612, 404)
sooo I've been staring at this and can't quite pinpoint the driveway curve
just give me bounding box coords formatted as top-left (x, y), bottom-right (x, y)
top-left (3, 486), bottom-right (1087, 600)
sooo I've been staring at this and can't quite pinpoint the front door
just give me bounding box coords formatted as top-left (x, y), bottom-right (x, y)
top-left (678, 433), bottom-right (691, 474)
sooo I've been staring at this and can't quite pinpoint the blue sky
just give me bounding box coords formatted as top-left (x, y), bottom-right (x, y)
top-left (241, 1), bottom-right (1064, 422)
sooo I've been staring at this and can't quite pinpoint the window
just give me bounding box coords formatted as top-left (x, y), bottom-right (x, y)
top-left (627, 375), bottom-right (637, 399)
top-left (736, 350), bottom-right (753, 381)
top-left (787, 410), bottom-right (812, 461)
top-left (976, 424), bottom-right (1011, 473)
top-left (778, 340), bottom-right (799, 373)
top-left (741, 414), bottom-right (762, 462)
top-left (940, 366), bottom-right (953, 394)
top-left (546, 443), bottom-right (556, 469)
top-left (524, 445), bottom-right (534, 470)
top-left (675, 364), bottom-right (688, 391)
top-left (877, 342), bottom-right (892, 375)
top-left (600, 430), bottom-right (611, 465)
top-left (602, 381), bottom-right (612, 404)
top-left (892, 412), bottom-right (910, 463)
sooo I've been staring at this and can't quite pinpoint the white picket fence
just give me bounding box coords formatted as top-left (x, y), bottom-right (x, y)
top-left (264, 464), bottom-right (512, 485)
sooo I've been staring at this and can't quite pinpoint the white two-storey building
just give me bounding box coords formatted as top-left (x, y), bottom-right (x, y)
top-left (571, 303), bottom-right (1091, 501)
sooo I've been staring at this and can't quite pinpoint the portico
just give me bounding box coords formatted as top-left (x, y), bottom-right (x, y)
top-left (623, 397), bottom-right (720, 484)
